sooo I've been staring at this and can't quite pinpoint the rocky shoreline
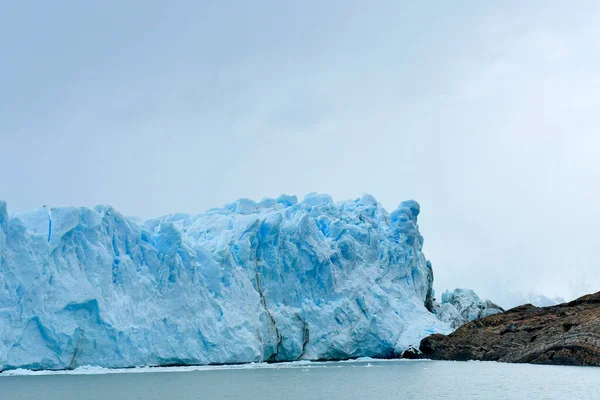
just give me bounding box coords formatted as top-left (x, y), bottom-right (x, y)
top-left (411, 291), bottom-right (600, 366)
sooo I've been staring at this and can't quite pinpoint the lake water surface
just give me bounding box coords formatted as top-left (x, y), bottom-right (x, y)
top-left (1, 359), bottom-right (598, 399)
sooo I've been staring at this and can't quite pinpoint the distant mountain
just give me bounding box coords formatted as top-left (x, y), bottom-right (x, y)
top-left (494, 291), bottom-right (566, 309)
top-left (523, 293), bottom-right (566, 308)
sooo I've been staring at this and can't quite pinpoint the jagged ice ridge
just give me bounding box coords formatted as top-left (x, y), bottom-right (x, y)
top-left (433, 288), bottom-right (504, 329)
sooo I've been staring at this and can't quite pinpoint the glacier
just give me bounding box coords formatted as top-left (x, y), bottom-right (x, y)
top-left (433, 288), bottom-right (504, 329)
top-left (0, 194), bottom-right (451, 371)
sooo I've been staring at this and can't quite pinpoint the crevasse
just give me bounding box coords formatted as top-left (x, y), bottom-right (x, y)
top-left (0, 194), bottom-right (450, 371)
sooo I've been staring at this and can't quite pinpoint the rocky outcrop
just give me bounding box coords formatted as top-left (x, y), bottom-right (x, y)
top-left (416, 291), bottom-right (600, 366)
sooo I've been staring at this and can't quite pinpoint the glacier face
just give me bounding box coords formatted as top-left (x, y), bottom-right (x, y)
top-left (0, 194), bottom-right (450, 371)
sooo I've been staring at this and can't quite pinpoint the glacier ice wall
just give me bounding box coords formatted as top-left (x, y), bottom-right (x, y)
top-left (0, 194), bottom-right (450, 371)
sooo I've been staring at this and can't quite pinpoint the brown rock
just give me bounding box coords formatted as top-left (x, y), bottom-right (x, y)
top-left (416, 291), bottom-right (600, 366)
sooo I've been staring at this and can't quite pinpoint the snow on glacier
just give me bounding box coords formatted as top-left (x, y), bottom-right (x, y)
top-left (0, 194), bottom-right (450, 371)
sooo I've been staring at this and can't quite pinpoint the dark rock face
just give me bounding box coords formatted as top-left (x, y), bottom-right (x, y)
top-left (416, 292), bottom-right (600, 366)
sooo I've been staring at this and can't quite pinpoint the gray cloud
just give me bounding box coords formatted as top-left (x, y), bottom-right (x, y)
top-left (1, 1), bottom-right (599, 304)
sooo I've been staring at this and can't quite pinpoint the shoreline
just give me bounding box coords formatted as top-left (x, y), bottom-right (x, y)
top-left (3, 357), bottom-right (597, 377)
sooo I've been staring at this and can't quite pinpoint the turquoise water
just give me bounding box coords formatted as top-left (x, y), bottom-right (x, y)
top-left (1, 359), bottom-right (598, 399)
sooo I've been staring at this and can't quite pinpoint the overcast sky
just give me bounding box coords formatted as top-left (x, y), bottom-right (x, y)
top-left (2, 1), bottom-right (599, 305)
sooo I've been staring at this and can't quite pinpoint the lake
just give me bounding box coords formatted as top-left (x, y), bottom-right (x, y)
top-left (1, 359), bottom-right (598, 399)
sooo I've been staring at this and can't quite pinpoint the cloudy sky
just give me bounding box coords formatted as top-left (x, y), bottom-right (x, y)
top-left (2, 1), bottom-right (599, 305)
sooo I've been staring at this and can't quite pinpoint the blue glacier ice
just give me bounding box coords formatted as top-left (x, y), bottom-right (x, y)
top-left (0, 194), bottom-right (451, 371)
